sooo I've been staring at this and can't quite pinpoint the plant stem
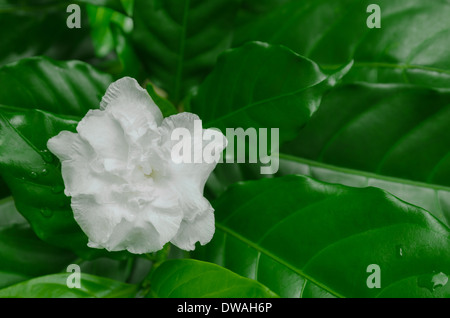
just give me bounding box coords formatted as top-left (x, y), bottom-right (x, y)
top-left (138, 243), bottom-right (171, 297)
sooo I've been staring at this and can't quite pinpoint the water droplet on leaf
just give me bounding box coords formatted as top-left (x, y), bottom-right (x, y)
top-left (41, 168), bottom-right (49, 176)
top-left (40, 150), bottom-right (54, 163)
top-left (29, 171), bottom-right (38, 179)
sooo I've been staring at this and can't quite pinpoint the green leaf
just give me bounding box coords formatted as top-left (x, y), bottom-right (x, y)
top-left (110, 22), bottom-right (143, 79)
top-left (0, 58), bottom-right (113, 255)
top-left (234, 0), bottom-right (450, 88)
top-left (120, 0), bottom-right (134, 16)
top-left (0, 273), bottom-right (138, 298)
top-left (0, 106), bottom-right (95, 256)
top-left (77, 0), bottom-right (128, 13)
top-left (147, 259), bottom-right (278, 298)
top-left (194, 175), bottom-right (450, 298)
top-left (190, 42), bottom-right (351, 146)
top-left (236, 0), bottom-right (294, 26)
top-left (146, 83), bottom-right (178, 117)
top-left (79, 257), bottom-right (142, 283)
top-left (0, 56), bottom-right (112, 116)
top-left (280, 83), bottom-right (450, 226)
top-left (131, 0), bottom-right (241, 103)
top-left (0, 1), bottom-right (96, 66)
top-left (87, 4), bottom-right (134, 59)
top-left (87, 5), bottom-right (117, 58)
top-left (0, 197), bottom-right (76, 289)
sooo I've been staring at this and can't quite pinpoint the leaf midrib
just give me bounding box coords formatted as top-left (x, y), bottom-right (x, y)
top-left (204, 76), bottom-right (328, 128)
top-left (214, 222), bottom-right (345, 298)
top-left (322, 61), bottom-right (450, 76)
top-left (279, 153), bottom-right (450, 193)
top-left (0, 111), bottom-right (43, 160)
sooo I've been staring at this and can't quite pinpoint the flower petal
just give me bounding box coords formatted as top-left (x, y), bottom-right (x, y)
top-left (73, 193), bottom-right (183, 254)
top-left (160, 113), bottom-right (227, 191)
top-left (71, 194), bottom-right (123, 247)
top-left (170, 207), bottom-right (215, 251)
top-left (159, 113), bottom-right (227, 220)
top-left (47, 130), bottom-right (80, 161)
top-left (77, 109), bottom-right (129, 163)
top-left (101, 77), bottom-right (163, 138)
top-left (48, 131), bottom-right (118, 197)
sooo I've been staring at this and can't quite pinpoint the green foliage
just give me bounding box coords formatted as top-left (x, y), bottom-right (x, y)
top-left (0, 0), bottom-right (449, 299)
top-left (147, 259), bottom-right (278, 298)
top-left (190, 42), bottom-right (351, 144)
top-left (0, 273), bottom-right (138, 297)
top-left (194, 175), bottom-right (450, 298)
top-left (0, 1), bottom-right (96, 67)
top-left (0, 197), bottom-right (76, 289)
top-left (131, 0), bottom-right (241, 104)
top-left (0, 58), bottom-right (113, 257)
top-left (280, 83), bottom-right (450, 226)
top-left (234, 0), bottom-right (450, 88)
top-left (0, 57), bottom-right (112, 116)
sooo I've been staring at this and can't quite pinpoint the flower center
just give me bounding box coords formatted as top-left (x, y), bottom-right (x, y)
top-left (144, 171), bottom-right (153, 178)
top-left (136, 163), bottom-right (153, 178)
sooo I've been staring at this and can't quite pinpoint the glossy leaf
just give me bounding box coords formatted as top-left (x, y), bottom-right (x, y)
top-left (195, 175), bottom-right (450, 298)
top-left (147, 259), bottom-right (278, 298)
top-left (87, 4), bottom-right (134, 59)
top-left (0, 106), bottom-right (95, 255)
top-left (281, 83), bottom-right (450, 226)
top-left (0, 58), bottom-right (114, 254)
top-left (0, 273), bottom-right (138, 298)
top-left (234, 0), bottom-right (450, 88)
top-left (0, 1), bottom-right (97, 66)
top-left (190, 42), bottom-right (351, 145)
top-left (0, 57), bottom-right (112, 116)
top-left (79, 256), bottom-right (149, 283)
top-left (0, 197), bottom-right (76, 289)
top-left (131, 0), bottom-right (241, 103)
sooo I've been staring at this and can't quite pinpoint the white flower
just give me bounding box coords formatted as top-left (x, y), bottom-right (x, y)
top-left (47, 77), bottom-right (227, 254)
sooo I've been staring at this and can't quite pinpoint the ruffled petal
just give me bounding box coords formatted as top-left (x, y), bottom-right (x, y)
top-left (159, 113), bottom-right (227, 220)
top-left (73, 193), bottom-right (184, 254)
top-left (160, 113), bottom-right (227, 191)
top-left (48, 131), bottom-right (118, 197)
top-left (47, 130), bottom-right (80, 161)
top-left (170, 206), bottom-right (215, 251)
top-left (101, 77), bottom-right (163, 139)
top-left (77, 109), bottom-right (129, 164)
